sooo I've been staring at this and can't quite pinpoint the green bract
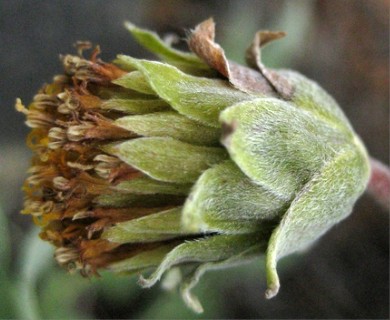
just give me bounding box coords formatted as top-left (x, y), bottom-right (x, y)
top-left (18, 19), bottom-right (370, 313)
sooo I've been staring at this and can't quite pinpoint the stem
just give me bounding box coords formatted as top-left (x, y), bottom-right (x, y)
top-left (367, 157), bottom-right (390, 210)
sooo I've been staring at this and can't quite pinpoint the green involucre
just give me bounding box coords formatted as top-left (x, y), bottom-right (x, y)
top-left (182, 160), bottom-right (287, 234)
top-left (116, 56), bottom-right (260, 127)
top-left (115, 111), bottom-right (221, 146)
top-left (105, 137), bottom-right (228, 183)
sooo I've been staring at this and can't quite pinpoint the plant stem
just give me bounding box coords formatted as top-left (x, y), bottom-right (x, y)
top-left (367, 157), bottom-right (390, 210)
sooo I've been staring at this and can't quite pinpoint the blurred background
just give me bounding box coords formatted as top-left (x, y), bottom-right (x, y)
top-left (0, 0), bottom-right (388, 318)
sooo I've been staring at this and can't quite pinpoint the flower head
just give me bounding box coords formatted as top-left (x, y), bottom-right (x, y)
top-left (17, 19), bottom-right (370, 312)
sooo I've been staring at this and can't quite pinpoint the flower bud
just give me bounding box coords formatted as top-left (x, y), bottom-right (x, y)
top-left (17, 19), bottom-right (370, 312)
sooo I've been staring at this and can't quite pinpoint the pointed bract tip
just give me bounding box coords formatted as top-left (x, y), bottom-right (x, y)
top-left (124, 21), bottom-right (136, 31)
top-left (265, 282), bottom-right (280, 299)
top-left (138, 275), bottom-right (155, 288)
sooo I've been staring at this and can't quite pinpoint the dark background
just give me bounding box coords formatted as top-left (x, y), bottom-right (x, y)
top-left (0, 0), bottom-right (388, 319)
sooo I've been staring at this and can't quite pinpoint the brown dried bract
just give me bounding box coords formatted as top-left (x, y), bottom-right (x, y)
top-left (188, 18), bottom-right (294, 99)
top-left (188, 18), bottom-right (275, 95)
top-left (245, 31), bottom-right (286, 69)
top-left (246, 31), bottom-right (294, 100)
